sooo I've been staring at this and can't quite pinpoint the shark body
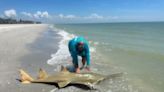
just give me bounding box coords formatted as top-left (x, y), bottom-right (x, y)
top-left (19, 66), bottom-right (122, 89)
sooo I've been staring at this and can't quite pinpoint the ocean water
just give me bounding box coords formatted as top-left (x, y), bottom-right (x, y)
top-left (48, 22), bottom-right (164, 92)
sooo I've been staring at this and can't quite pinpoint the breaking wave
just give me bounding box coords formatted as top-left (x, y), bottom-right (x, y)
top-left (47, 26), bottom-right (75, 66)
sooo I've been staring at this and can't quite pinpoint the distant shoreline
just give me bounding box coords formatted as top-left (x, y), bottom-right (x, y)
top-left (55, 21), bottom-right (164, 25)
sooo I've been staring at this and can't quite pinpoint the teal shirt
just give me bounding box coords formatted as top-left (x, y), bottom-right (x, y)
top-left (68, 37), bottom-right (90, 66)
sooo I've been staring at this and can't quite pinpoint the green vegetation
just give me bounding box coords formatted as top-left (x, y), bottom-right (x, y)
top-left (0, 18), bottom-right (41, 24)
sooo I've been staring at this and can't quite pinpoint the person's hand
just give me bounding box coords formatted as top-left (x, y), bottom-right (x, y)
top-left (85, 66), bottom-right (90, 72)
top-left (75, 68), bottom-right (80, 73)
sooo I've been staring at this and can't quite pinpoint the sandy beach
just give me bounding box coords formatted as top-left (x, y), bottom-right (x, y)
top-left (0, 24), bottom-right (128, 92)
top-left (0, 24), bottom-right (60, 92)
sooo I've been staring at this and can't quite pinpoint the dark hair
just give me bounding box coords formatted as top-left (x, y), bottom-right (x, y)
top-left (77, 42), bottom-right (84, 51)
top-left (77, 42), bottom-right (84, 46)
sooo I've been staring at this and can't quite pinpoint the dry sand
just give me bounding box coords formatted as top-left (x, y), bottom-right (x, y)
top-left (0, 24), bottom-right (56, 92)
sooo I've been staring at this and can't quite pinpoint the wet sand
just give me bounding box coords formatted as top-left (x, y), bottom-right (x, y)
top-left (0, 24), bottom-right (60, 92)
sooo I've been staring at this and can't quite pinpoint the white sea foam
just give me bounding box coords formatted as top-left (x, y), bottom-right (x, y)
top-left (94, 41), bottom-right (99, 45)
top-left (47, 27), bottom-right (75, 65)
top-left (88, 41), bottom-right (96, 53)
top-left (90, 47), bottom-right (96, 53)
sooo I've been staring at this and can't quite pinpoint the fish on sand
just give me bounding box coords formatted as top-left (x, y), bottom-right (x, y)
top-left (18, 66), bottom-right (122, 89)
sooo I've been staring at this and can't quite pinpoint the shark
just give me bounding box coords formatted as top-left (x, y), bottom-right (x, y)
top-left (18, 66), bottom-right (122, 89)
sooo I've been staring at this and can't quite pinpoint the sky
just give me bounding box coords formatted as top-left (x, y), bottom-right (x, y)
top-left (0, 0), bottom-right (164, 23)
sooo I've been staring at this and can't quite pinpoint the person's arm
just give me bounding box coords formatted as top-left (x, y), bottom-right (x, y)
top-left (85, 43), bottom-right (90, 67)
top-left (69, 40), bottom-right (79, 68)
top-left (72, 53), bottom-right (78, 67)
top-left (71, 52), bottom-right (80, 73)
top-left (69, 40), bottom-right (77, 62)
top-left (68, 40), bottom-right (72, 53)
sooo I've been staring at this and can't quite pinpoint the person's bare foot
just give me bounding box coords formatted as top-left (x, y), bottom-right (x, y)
top-left (85, 66), bottom-right (90, 72)
top-left (76, 68), bottom-right (80, 73)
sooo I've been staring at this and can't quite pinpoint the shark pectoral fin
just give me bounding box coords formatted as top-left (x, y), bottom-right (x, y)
top-left (19, 69), bottom-right (34, 83)
top-left (75, 82), bottom-right (96, 89)
top-left (58, 81), bottom-right (70, 88)
top-left (37, 68), bottom-right (48, 80)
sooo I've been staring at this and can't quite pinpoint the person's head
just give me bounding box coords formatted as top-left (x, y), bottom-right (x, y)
top-left (77, 41), bottom-right (84, 51)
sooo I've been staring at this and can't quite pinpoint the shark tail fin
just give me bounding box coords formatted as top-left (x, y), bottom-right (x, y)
top-left (19, 69), bottom-right (34, 84)
top-left (37, 68), bottom-right (48, 80)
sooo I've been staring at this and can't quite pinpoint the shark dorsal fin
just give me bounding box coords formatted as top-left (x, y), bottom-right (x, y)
top-left (61, 66), bottom-right (69, 73)
top-left (37, 68), bottom-right (48, 80)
